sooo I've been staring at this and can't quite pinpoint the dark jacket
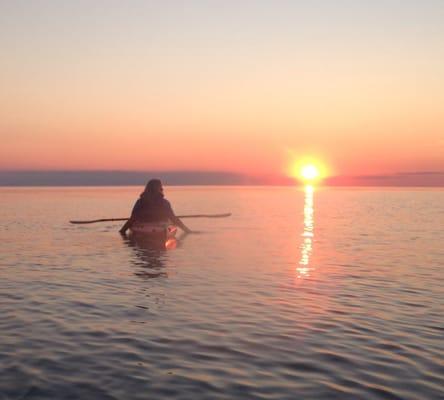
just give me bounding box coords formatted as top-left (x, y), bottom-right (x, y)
top-left (130, 192), bottom-right (175, 222)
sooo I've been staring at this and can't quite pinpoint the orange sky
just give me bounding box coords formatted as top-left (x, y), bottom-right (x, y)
top-left (1, 1), bottom-right (443, 179)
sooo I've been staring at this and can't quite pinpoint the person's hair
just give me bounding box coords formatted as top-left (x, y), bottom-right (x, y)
top-left (142, 179), bottom-right (163, 199)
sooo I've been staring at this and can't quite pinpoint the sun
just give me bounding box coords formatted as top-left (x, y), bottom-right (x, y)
top-left (300, 164), bottom-right (319, 181)
top-left (288, 158), bottom-right (329, 184)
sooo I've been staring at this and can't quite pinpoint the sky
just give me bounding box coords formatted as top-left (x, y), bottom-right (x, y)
top-left (1, 0), bottom-right (443, 184)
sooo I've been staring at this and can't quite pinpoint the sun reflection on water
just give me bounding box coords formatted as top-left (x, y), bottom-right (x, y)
top-left (297, 185), bottom-right (314, 278)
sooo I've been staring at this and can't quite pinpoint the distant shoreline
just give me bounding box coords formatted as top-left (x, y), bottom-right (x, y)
top-left (1, 183), bottom-right (443, 188)
top-left (0, 170), bottom-right (443, 187)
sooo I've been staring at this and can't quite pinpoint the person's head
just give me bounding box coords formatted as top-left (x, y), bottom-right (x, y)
top-left (144, 179), bottom-right (163, 197)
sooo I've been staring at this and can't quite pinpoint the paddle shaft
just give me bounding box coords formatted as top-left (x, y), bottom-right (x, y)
top-left (70, 213), bottom-right (231, 224)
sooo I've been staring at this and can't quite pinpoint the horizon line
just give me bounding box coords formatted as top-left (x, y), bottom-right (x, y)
top-left (0, 169), bottom-right (443, 187)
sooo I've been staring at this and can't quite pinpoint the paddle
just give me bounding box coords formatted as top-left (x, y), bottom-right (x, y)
top-left (69, 213), bottom-right (231, 224)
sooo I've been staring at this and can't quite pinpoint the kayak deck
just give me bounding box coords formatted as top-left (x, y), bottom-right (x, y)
top-left (129, 222), bottom-right (178, 241)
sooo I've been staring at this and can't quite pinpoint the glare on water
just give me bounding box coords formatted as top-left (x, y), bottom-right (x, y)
top-left (298, 185), bottom-right (314, 278)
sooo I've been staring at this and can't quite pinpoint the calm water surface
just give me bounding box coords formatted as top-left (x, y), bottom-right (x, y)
top-left (0, 186), bottom-right (443, 399)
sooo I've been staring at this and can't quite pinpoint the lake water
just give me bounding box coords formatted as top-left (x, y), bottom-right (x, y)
top-left (0, 186), bottom-right (443, 400)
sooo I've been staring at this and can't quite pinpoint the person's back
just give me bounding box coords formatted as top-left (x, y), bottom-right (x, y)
top-left (119, 179), bottom-right (192, 234)
top-left (131, 191), bottom-right (174, 223)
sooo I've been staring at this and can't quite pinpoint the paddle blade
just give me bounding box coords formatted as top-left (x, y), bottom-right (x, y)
top-left (69, 218), bottom-right (129, 224)
top-left (177, 213), bottom-right (232, 218)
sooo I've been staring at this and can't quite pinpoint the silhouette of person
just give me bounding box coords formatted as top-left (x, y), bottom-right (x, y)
top-left (119, 179), bottom-right (192, 235)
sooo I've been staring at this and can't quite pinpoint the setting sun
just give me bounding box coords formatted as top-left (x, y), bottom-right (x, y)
top-left (288, 158), bottom-right (329, 184)
top-left (301, 165), bottom-right (319, 181)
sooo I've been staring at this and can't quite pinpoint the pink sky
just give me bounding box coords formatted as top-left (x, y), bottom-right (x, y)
top-left (1, 1), bottom-right (443, 181)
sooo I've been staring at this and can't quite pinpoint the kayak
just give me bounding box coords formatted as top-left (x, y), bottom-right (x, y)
top-left (129, 222), bottom-right (178, 242)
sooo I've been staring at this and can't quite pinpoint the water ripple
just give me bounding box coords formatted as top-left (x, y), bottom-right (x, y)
top-left (1, 187), bottom-right (443, 399)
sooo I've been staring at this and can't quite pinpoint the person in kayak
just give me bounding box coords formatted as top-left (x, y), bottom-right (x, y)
top-left (119, 179), bottom-right (192, 235)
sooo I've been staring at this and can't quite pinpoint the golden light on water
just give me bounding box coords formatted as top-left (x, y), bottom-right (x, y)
top-left (297, 185), bottom-right (314, 278)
